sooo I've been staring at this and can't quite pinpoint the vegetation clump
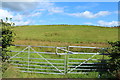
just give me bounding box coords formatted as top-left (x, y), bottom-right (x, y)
top-left (0, 17), bottom-right (15, 73)
top-left (105, 41), bottom-right (120, 78)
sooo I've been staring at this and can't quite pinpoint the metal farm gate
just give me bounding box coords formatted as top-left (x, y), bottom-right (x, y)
top-left (6, 45), bottom-right (110, 76)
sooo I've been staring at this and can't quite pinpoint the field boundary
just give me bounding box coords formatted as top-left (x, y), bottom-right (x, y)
top-left (7, 45), bottom-right (112, 77)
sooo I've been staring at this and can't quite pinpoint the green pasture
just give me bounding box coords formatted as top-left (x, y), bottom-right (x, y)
top-left (14, 25), bottom-right (118, 44)
top-left (2, 46), bottom-right (112, 78)
top-left (3, 25), bottom-right (118, 78)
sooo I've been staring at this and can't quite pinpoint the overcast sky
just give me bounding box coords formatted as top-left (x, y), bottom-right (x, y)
top-left (0, 1), bottom-right (118, 27)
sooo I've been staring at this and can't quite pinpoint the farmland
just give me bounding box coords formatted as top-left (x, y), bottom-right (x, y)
top-left (3, 25), bottom-right (118, 78)
top-left (13, 25), bottom-right (118, 47)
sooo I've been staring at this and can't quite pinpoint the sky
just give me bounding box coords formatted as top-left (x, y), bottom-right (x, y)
top-left (0, 1), bottom-right (118, 27)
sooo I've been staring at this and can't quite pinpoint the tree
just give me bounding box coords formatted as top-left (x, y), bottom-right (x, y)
top-left (0, 17), bottom-right (15, 62)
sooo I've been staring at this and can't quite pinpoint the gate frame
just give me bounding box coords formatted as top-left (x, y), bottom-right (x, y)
top-left (7, 45), bottom-right (109, 76)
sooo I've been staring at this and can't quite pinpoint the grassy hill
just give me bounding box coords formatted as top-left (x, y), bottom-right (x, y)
top-left (13, 25), bottom-right (118, 47)
top-left (3, 25), bottom-right (118, 78)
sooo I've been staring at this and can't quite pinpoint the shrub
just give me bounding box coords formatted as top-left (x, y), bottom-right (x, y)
top-left (0, 17), bottom-right (15, 74)
top-left (106, 41), bottom-right (120, 78)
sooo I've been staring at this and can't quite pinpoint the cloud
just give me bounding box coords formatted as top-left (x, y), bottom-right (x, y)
top-left (113, 11), bottom-right (120, 15)
top-left (2, 2), bottom-right (37, 12)
top-left (98, 20), bottom-right (118, 26)
top-left (37, 9), bottom-right (46, 11)
top-left (30, 12), bottom-right (42, 17)
top-left (0, 9), bottom-right (13, 19)
top-left (0, 9), bottom-right (31, 25)
top-left (37, 2), bottom-right (65, 14)
top-left (0, 9), bottom-right (23, 21)
top-left (14, 14), bottom-right (23, 21)
top-left (48, 7), bottom-right (64, 14)
top-left (3, 0), bottom-right (47, 2)
top-left (33, 2), bottom-right (65, 15)
top-left (2, 1), bottom-right (65, 15)
top-left (2, 0), bottom-right (53, 12)
top-left (67, 11), bottom-right (111, 18)
top-left (113, 11), bottom-right (118, 14)
top-left (14, 20), bottom-right (31, 26)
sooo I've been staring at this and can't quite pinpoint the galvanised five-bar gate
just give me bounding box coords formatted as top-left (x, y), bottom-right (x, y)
top-left (6, 45), bottom-right (110, 75)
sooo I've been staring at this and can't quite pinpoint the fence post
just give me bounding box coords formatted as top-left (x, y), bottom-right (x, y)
top-left (64, 52), bottom-right (67, 74)
top-left (64, 46), bottom-right (69, 75)
top-left (28, 45), bottom-right (30, 71)
top-left (67, 46), bottom-right (69, 74)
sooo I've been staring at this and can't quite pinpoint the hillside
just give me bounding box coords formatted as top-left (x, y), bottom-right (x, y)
top-left (13, 25), bottom-right (118, 47)
top-left (3, 25), bottom-right (118, 78)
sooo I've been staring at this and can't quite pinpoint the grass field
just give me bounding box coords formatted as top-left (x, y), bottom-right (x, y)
top-left (3, 45), bottom-right (111, 78)
top-left (3, 25), bottom-right (118, 78)
top-left (13, 25), bottom-right (118, 47)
